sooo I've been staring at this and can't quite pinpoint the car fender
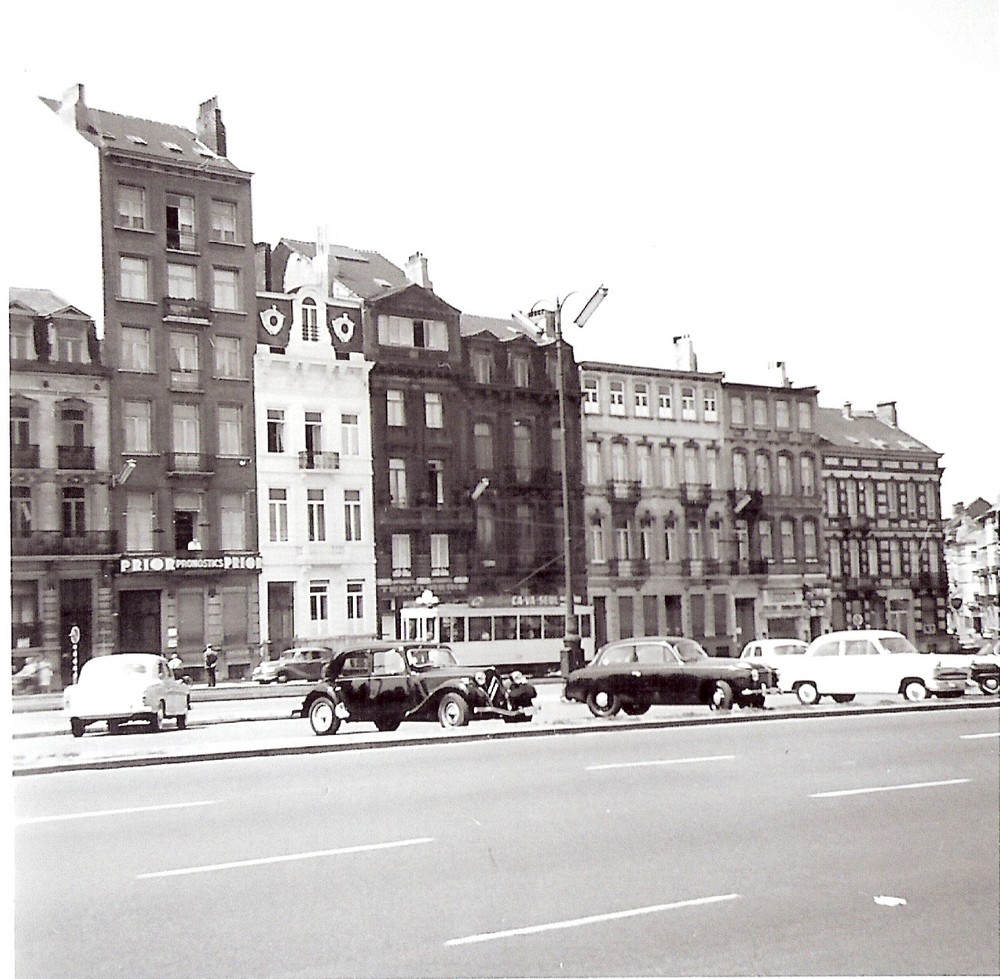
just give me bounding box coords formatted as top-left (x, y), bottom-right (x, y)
top-left (299, 682), bottom-right (341, 716)
top-left (410, 678), bottom-right (484, 718)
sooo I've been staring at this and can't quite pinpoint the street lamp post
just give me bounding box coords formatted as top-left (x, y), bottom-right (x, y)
top-left (513, 286), bottom-right (608, 676)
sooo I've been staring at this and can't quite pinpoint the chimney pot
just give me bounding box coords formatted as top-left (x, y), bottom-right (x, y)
top-left (405, 252), bottom-right (432, 290)
top-left (876, 401), bottom-right (898, 427)
top-left (197, 97), bottom-right (227, 157)
top-left (842, 401), bottom-right (852, 419)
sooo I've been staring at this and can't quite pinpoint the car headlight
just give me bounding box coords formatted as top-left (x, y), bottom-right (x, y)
top-left (751, 668), bottom-right (759, 683)
top-left (474, 671), bottom-right (487, 686)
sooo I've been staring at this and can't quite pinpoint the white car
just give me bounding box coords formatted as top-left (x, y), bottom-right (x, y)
top-left (739, 639), bottom-right (807, 671)
top-left (63, 653), bottom-right (191, 737)
top-left (776, 630), bottom-right (969, 705)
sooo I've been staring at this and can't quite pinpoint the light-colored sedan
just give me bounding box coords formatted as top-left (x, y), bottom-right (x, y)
top-left (63, 653), bottom-right (190, 737)
top-left (739, 638), bottom-right (807, 671)
top-left (776, 630), bottom-right (969, 705)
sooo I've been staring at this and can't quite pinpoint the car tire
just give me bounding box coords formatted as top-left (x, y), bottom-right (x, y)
top-left (585, 688), bottom-right (622, 718)
top-left (149, 703), bottom-right (165, 732)
top-left (70, 718), bottom-right (85, 738)
top-left (176, 712), bottom-right (187, 730)
top-left (902, 679), bottom-right (927, 702)
top-left (796, 682), bottom-right (820, 706)
top-left (978, 677), bottom-right (999, 695)
top-left (438, 693), bottom-right (470, 728)
top-left (308, 696), bottom-right (341, 736)
top-left (622, 699), bottom-right (651, 716)
top-left (832, 694), bottom-right (855, 704)
top-left (276, 673), bottom-right (288, 684)
top-left (709, 680), bottom-right (734, 711)
top-left (375, 714), bottom-right (403, 732)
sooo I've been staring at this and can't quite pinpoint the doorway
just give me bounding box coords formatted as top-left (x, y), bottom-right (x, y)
top-left (60, 578), bottom-right (92, 686)
top-left (268, 581), bottom-right (295, 657)
top-left (119, 590), bottom-right (162, 654)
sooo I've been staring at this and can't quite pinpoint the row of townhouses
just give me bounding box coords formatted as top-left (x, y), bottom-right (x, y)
top-left (10, 87), bottom-right (972, 689)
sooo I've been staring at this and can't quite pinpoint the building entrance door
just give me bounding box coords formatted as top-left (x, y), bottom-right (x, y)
top-left (59, 578), bottom-right (92, 687)
top-left (118, 590), bottom-right (161, 654)
top-left (268, 582), bottom-right (294, 656)
top-left (735, 597), bottom-right (756, 649)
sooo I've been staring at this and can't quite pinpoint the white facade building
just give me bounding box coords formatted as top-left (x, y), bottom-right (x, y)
top-left (945, 497), bottom-right (999, 645)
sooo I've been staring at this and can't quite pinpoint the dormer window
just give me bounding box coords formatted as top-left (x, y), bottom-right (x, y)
top-left (301, 298), bottom-right (319, 341)
top-left (9, 321), bottom-right (33, 360)
top-left (53, 325), bottom-right (87, 363)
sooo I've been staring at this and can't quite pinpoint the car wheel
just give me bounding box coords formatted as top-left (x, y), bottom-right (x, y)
top-left (902, 679), bottom-right (927, 702)
top-left (622, 699), bottom-right (651, 716)
top-left (709, 680), bottom-right (734, 711)
top-left (585, 688), bottom-right (621, 718)
top-left (978, 676), bottom-right (999, 695)
top-left (796, 682), bottom-right (820, 706)
top-left (832, 694), bottom-right (855, 704)
top-left (308, 697), bottom-right (341, 735)
top-left (374, 714), bottom-right (403, 732)
top-left (438, 693), bottom-right (470, 728)
top-left (176, 713), bottom-right (187, 730)
top-left (70, 718), bottom-right (85, 738)
top-left (149, 703), bottom-right (165, 732)
top-left (276, 673), bottom-right (288, 684)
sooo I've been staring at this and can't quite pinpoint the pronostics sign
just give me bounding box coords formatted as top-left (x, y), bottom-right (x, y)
top-left (119, 554), bottom-right (263, 574)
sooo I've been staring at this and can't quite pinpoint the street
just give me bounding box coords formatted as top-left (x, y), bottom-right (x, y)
top-left (14, 707), bottom-right (999, 977)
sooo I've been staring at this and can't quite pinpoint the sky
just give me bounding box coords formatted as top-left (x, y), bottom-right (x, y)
top-left (4, 0), bottom-right (998, 512)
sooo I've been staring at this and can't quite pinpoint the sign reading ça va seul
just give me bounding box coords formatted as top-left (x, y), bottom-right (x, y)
top-left (119, 554), bottom-right (263, 574)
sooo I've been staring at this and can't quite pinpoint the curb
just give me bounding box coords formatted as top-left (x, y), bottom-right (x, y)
top-left (12, 698), bottom-right (998, 777)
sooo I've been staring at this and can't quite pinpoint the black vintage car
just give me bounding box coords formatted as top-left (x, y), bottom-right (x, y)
top-left (564, 636), bottom-right (780, 716)
top-left (296, 642), bottom-right (537, 735)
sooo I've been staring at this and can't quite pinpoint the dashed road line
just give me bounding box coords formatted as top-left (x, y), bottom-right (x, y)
top-left (960, 732), bottom-right (1000, 740)
top-left (17, 800), bottom-right (214, 825)
top-left (810, 778), bottom-right (969, 798)
top-left (586, 754), bottom-right (735, 771)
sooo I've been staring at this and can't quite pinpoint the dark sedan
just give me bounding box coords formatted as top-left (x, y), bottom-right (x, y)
top-left (564, 636), bottom-right (779, 716)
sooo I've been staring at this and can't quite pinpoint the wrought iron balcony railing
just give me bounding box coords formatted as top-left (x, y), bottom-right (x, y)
top-left (162, 297), bottom-right (212, 322)
top-left (11, 530), bottom-right (118, 556)
top-left (11, 444), bottom-right (40, 468)
top-left (298, 451), bottom-right (340, 470)
top-left (57, 445), bottom-right (95, 470)
top-left (166, 452), bottom-right (215, 475)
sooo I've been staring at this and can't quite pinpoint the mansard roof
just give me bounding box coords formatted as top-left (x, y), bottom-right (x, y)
top-left (278, 239), bottom-right (411, 301)
top-left (815, 406), bottom-right (939, 457)
top-left (9, 288), bottom-right (91, 320)
top-left (461, 313), bottom-right (552, 344)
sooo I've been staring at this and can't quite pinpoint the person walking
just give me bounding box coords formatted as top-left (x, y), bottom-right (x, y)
top-left (204, 643), bottom-right (218, 687)
top-left (37, 657), bottom-right (53, 693)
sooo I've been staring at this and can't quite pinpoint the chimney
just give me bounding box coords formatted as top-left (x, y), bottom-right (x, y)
top-left (197, 97), bottom-right (227, 157)
top-left (672, 334), bottom-right (698, 371)
top-left (316, 226), bottom-right (330, 296)
top-left (405, 252), bottom-right (432, 290)
top-left (768, 360), bottom-right (790, 387)
top-left (953, 502), bottom-right (964, 517)
top-left (57, 83), bottom-right (88, 133)
top-left (842, 401), bottom-right (852, 420)
top-left (876, 401), bottom-right (898, 427)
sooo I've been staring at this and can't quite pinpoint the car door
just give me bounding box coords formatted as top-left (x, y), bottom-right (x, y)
top-left (661, 643), bottom-right (698, 703)
top-left (370, 648), bottom-right (411, 717)
top-left (305, 649), bottom-right (325, 681)
top-left (803, 638), bottom-right (841, 692)
top-left (158, 659), bottom-right (185, 714)
top-left (336, 650), bottom-right (374, 720)
top-left (631, 642), bottom-right (667, 703)
top-left (842, 637), bottom-right (884, 693)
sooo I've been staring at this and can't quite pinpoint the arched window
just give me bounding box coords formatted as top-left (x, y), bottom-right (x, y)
top-left (755, 452), bottom-right (772, 495)
top-left (301, 298), bottom-right (319, 341)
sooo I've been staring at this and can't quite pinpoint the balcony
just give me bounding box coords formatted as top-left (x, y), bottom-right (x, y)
top-left (911, 571), bottom-right (946, 593)
top-left (832, 513), bottom-right (872, 535)
top-left (681, 558), bottom-right (705, 577)
top-left (379, 503), bottom-right (475, 533)
top-left (166, 453), bottom-right (215, 476)
top-left (11, 444), bottom-right (39, 468)
top-left (57, 445), bottom-right (95, 470)
top-left (681, 483), bottom-right (712, 509)
top-left (605, 480), bottom-right (642, 504)
top-left (841, 574), bottom-right (880, 593)
top-left (607, 557), bottom-right (650, 579)
top-left (162, 297), bottom-right (212, 322)
top-left (727, 558), bottom-right (770, 576)
top-left (166, 229), bottom-right (198, 252)
top-left (299, 451), bottom-right (340, 471)
top-left (11, 530), bottom-right (118, 556)
top-left (502, 466), bottom-right (559, 489)
top-left (169, 369), bottom-right (202, 392)
top-left (12, 622), bottom-right (43, 649)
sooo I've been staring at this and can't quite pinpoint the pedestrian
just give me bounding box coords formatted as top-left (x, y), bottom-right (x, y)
top-left (167, 651), bottom-right (183, 671)
top-left (204, 643), bottom-right (218, 687)
top-left (37, 657), bottom-right (53, 693)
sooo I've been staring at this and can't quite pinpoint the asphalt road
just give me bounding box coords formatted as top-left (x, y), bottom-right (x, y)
top-left (13, 708), bottom-right (999, 978)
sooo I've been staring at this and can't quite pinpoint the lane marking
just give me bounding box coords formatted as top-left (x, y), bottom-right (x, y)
top-left (586, 754), bottom-right (735, 771)
top-left (138, 837), bottom-right (434, 879)
top-left (810, 778), bottom-right (969, 799)
top-left (961, 732), bottom-right (1000, 740)
top-left (446, 893), bottom-right (740, 946)
top-left (18, 801), bottom-right (214, 825)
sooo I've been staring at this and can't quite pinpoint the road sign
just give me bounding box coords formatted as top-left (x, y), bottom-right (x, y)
top-left (852, 613), bottom-right (864, 627)
top-left (69, 625), bottom-right (81, 645)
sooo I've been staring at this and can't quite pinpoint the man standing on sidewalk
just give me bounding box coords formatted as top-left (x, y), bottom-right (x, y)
top-left (204, 643), bottom-right (218, 687)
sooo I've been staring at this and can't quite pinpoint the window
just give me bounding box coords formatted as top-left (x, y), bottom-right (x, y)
top-left (687, 522), bottom-right (702, 560)
top-left (735, 519), bottom-right (749, 561)
top-left (797, 401), bottom-right (812, 430)
top-left (709, 520), bottom-right (721, 560)
top-left (512, 355), bottom-right (530, 387)
top-left (267, 409), bottom-right (285, 453)
top-left (172, 404), bottom-right (201, 460)
top-left (62, 487), bottom-right (86, 537)
top-left (121, 326), bottom-right (152, 371)
top-left (756, 452), bottom-right (772, 494)
top-left (10, 322), bottom-right (33, 360)
top-left (53, 326), bottom-right (86, 363)
top-left (684, 444), bottom-right (700, 485)
top-left (268, 488), bottom-right (288, 542)
top-left (165, 193), bottom-right (196, 250)
top-left (780, 518), bottom-right (796, 562)
top-left (476, 504), bottom-right (495, 551)
top-left (425, 392), bottom-right (443, 429)
top-left (391, 534), bottom-right (412, 577)
top-left (730, 396), bottom-right (745, 426)
top-left (427, 460), bottom-right (445, 505)
top-left (551, 426), bottom-right (563, 473)
top-left (681, 387), bottom-right (696, 420)
top-left (615, 522), bottom-right (631, 560)
top-left (637, 444), bottom-right (653, 487)
top-left (167, 263), bottom-right (197, 300)
top-left (662, 446), bottom-right (676, 488)
top-left (211, 200), bottom-right (238, 242)
top-left (344, 490), bottom-right (362, 541)
top-left (609, 380), bottom-right (625, 416)
top-left (732, 450), bottom-right (748, 492)
top-left (413, 319), bottom-right (448, 349)
top-left (611, 442), bottom-right (628, 482)
top-left (217, 405), bottom-right (243, 456)
top-left (60, 408), bottom-right (85, 448)
top-left (220, 493), bottom-right (246, 550)
top-left (214, 336), bottom-right (242, 378)
top-left (590, 519), bottom-right (606, 563)
top-left (703, 388), bottom-right (718, 421)
top-left (304, 411), bottom-right (322, 459)
top-left (474, 422), bottom-right (493, 470)
top-left (341, 414), bottom-right (359, 456)
top-left (213, 268), bottom-right (240, 311)
top-left (124, 400), bottom-right (152, 453)
top-left (634, 383), bottom-right (650, 417)
top-left (800, 456), bottom-right (816, 497)
top-left (377, 315), bottom-right (448, 350)
top-left (706, 447), bottom-right (718, 488)
top-left (753, 398), bottom-right (767, 427)
top-left (389, 458), bottom-right (408, 507)
top-left (664, 519), bottom-right (677, 561)
top-left (890, 539), bottom-right (902, 577)
top-left (472, 351), bottom-right (493, 384)
top-left (759, 520), bottom-right (773, 560)
top-left (173, 490), bottom-right (200, 551)
top-left (11, 486), bottom-right (32, 536)
top-left (307, 489), bottom-right (326, 542)
top-left (431, 534), bottom-right (450, 576)
top-left (777, 454), bottom-right (793, 496)
top-left (803, 519), bottom-right (818, 561)
top-left (10, 404), bottom-right (30, 447)
top-left (125, 492), bottom-right (154, 551)
top-left (310, 581), bottom-right (329, 622)
top-left (513, 421), bottom-right (532, 482)
top-left (117, 185), bottom-right (146, 229)
top-left (640, 524), bottom-right (654, 561)
top-left (120, 256), bottom-right (149, 300)
top-left (517, 504), bottom-right (535, 565)
top-left (301, 298), bottom-right (319, 341)
top-left (658, 386), bottom-right (673, 419)
top-left (776, 400), bottom-right (790, 429)
top-left (346, 581), bottom-right (364, 620)
top-left (585, 442), bottom-right (602, 484)
top-left (387, 390), bottom-right (406, 427)
top-left (169, 332), bottom-right (199, 387)
top-left (582, 377), bottom-right (599, 414)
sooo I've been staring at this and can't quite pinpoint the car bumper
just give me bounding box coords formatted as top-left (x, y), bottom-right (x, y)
top-left (926, 678), bottom-right (967, 693)
top-left (737, 684), bottom-right (780, 697)
top-left (472, 705), bottom-right (537, 721)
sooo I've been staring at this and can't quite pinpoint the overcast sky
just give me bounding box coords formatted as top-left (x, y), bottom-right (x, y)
top-left (5, 0), bottom-right (997, 511)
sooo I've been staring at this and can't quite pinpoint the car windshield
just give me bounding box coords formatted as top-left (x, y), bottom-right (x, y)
top-left (774, 643), bottom-right (806, 655)
top-left (79, 656), bottom-right (152, 681)
top-left (405, 646), bottom-right (458, 669)
top-left (672, 639), bottom-right (708, 663)
top-left (881, 636), bottom-right (919, 654)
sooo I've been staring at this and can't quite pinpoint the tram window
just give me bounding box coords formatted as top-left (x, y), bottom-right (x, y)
top-left (495, 615), bottom-right (517, 640)
top-left (439, 616), bottom-right (466, 643)
top-left (542, 614), bottom-right (563, 638)
top-left (470, 616), bottom-right (492, 640)
top-left (405, 619), bottom-right (420, 640)
top-left (520, 615), bottom-right (542, 639)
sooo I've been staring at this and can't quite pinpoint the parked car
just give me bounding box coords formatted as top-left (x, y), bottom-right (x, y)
top-left (739, 638), bottom-right (807, 670)
top-left (932, 639), bottom-right (1000, 695)
top-left (776, 630), bottom-right (969, 705)
top-left (63, 653), bottom-right (191, 737)
top-left (563, 636), bottom-right (780, 717)
top-left (296, 642), bottom-right (537, 735)
top-left (251, 645), bottom-right (333, 684)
